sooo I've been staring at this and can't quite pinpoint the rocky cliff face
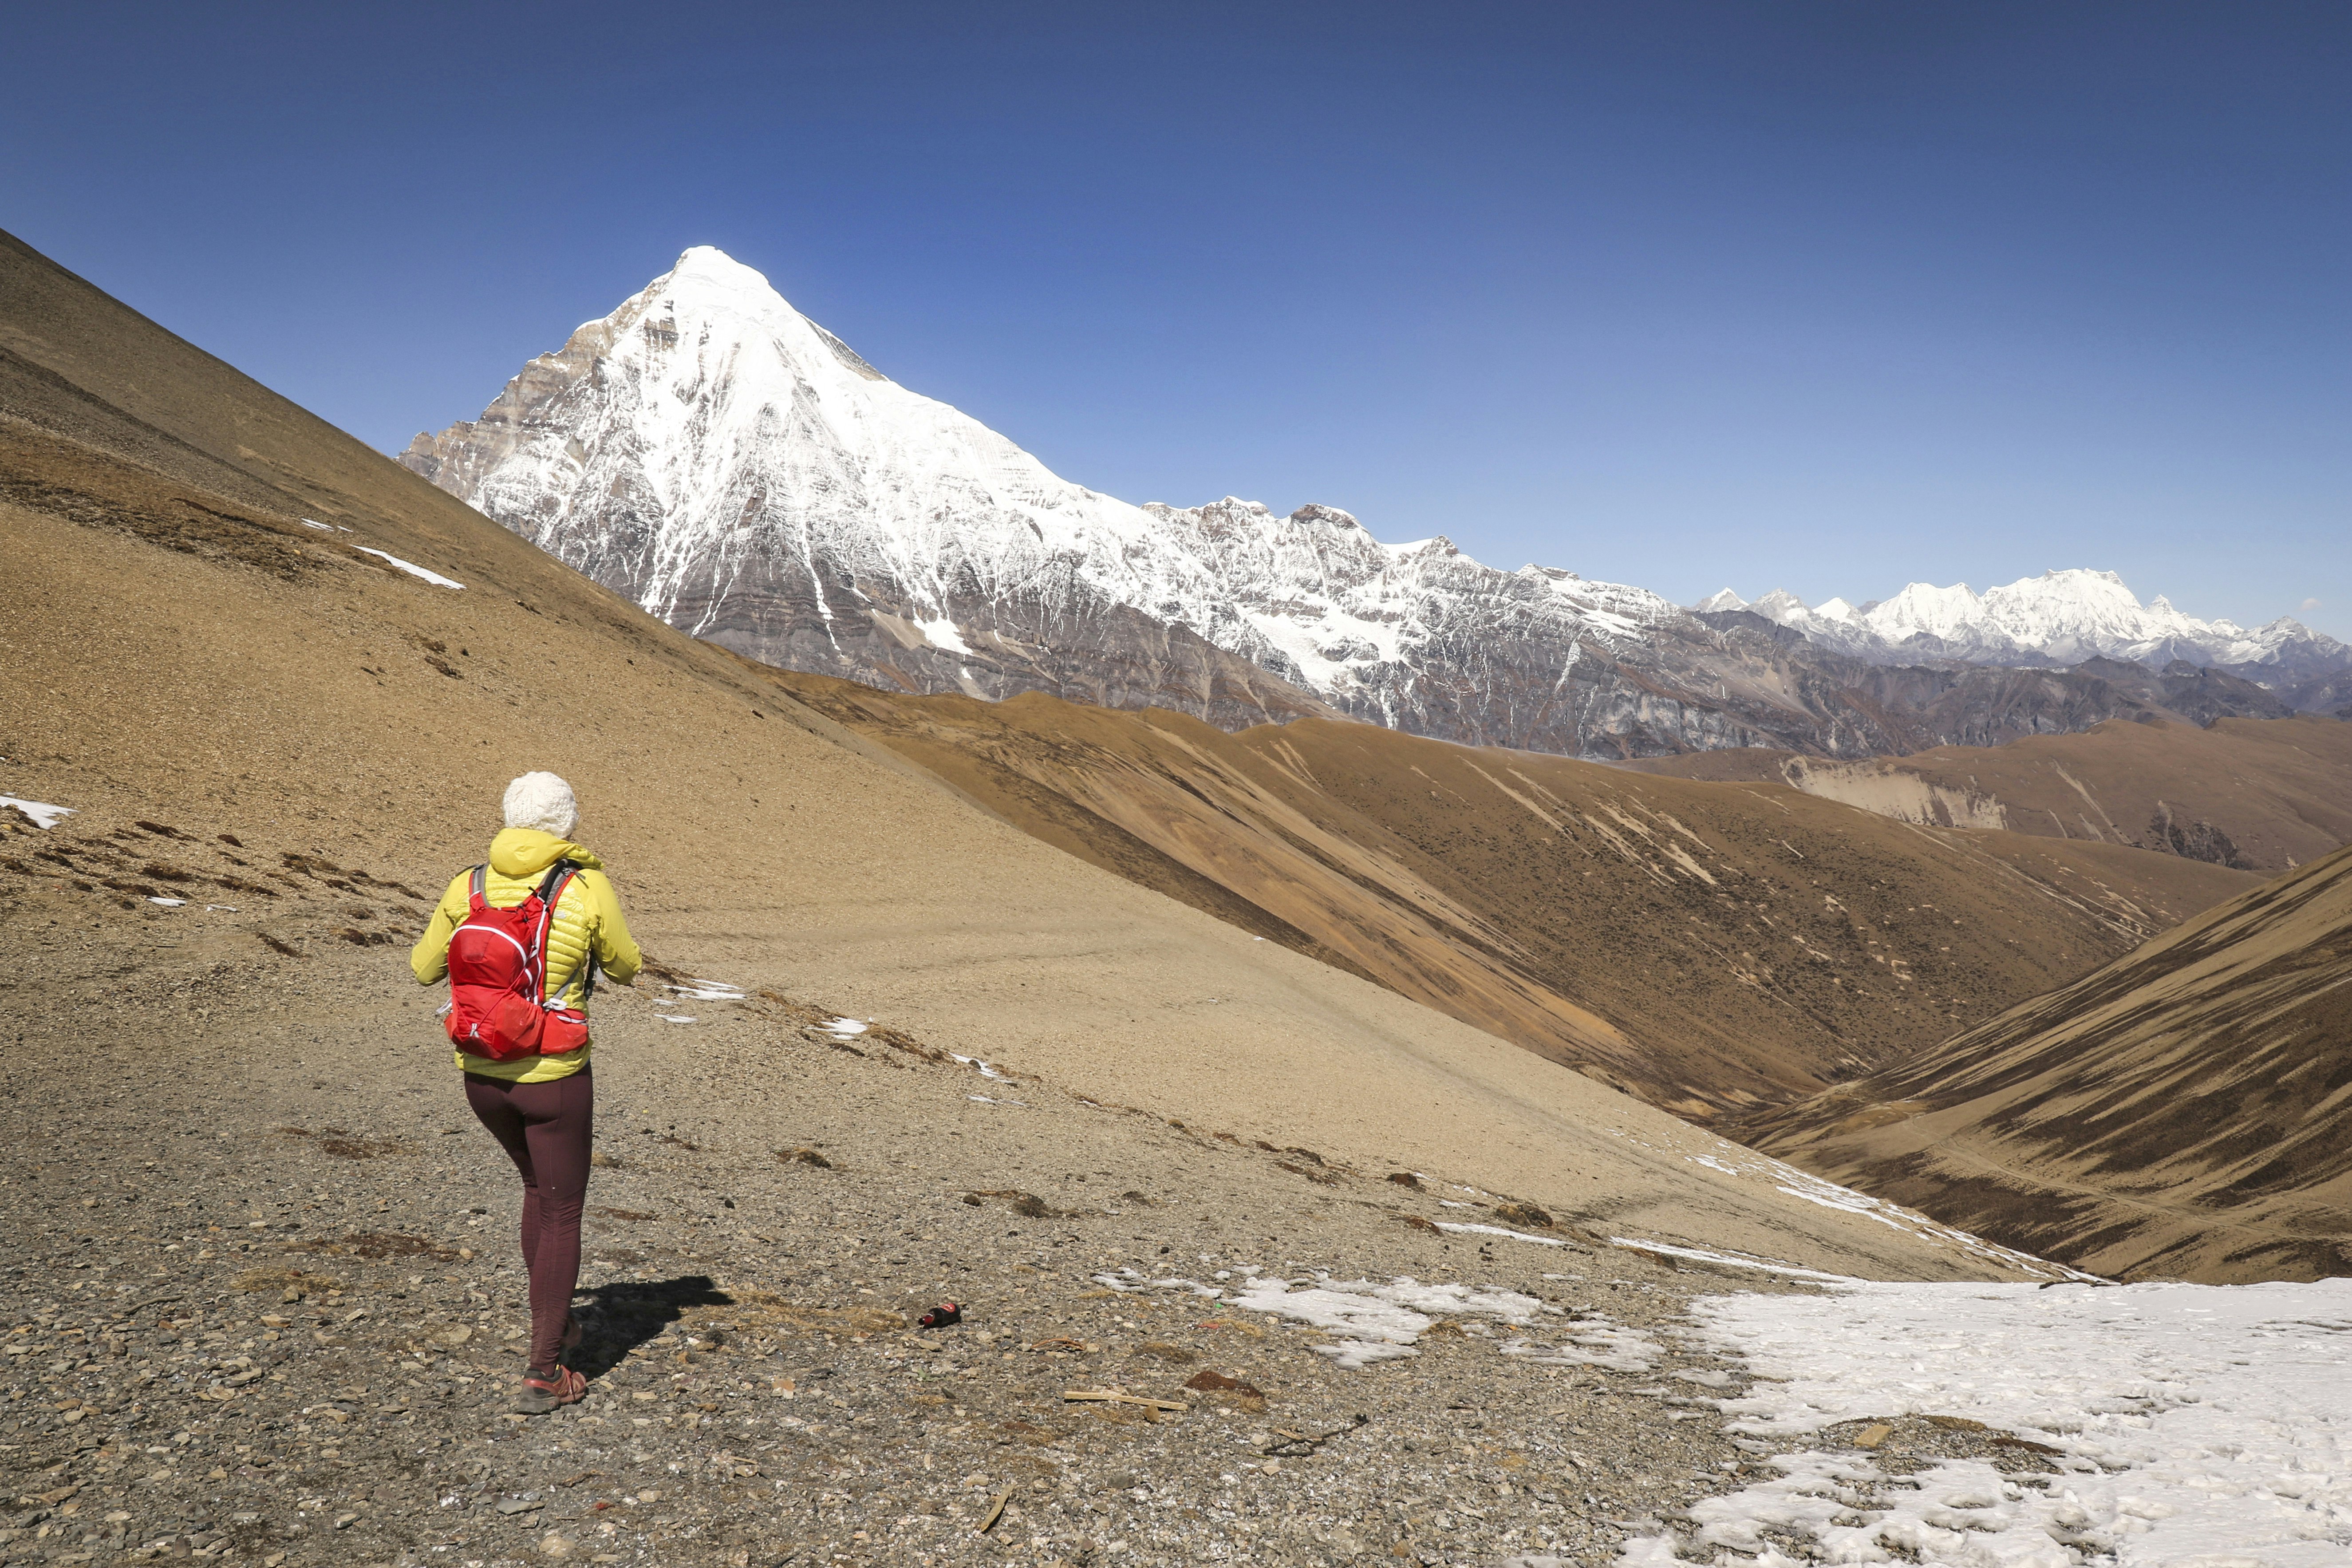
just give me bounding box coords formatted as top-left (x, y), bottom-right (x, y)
top-left (404, 247), bottom-right (2317, 759)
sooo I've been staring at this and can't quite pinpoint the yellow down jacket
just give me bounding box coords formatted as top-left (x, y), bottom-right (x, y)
top-left (410, 828), bottom-right (643, 1082)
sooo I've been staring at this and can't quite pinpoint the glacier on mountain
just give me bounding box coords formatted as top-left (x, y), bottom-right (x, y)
top-left (402, 247), bottom-right (2344, 760)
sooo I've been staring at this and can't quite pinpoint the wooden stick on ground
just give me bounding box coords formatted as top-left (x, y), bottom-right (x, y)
top-left (1063, 1387), bottom-right (1188, 1412)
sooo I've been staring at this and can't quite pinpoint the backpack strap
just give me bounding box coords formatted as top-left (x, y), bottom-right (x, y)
top-left (535, 861), bottom-right (578, 905)
top-left (466, 865), bottom-right (489, 913)
top-left (533, 861), bottom-right (585, 1007)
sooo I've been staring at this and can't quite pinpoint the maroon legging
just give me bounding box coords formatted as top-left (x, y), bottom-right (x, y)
top-left (463, 1067), bottom-right (593, 1374)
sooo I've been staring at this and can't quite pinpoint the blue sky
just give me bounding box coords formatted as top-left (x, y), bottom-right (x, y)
top-left (6, 2), bottom-right (2345, 637)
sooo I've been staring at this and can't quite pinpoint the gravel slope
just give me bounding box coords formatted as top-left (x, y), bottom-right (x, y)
top-left (2, 912), bottom-right (1887, 1568)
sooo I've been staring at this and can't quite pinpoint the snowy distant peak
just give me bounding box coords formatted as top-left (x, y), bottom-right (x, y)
top-left (1716, 567), bottom-right (2340, 673)
top-left (1694, 588), bottom-right (1748, 614)
top-left (1867, 581), bottom-right (1984, 644)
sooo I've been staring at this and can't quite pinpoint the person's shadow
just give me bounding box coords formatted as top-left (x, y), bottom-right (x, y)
top-left (568, 1274), bottom-right (731, 1380)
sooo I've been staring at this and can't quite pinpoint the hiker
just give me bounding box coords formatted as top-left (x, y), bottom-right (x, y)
top-left (409, 772), bottom-right (641, 1414)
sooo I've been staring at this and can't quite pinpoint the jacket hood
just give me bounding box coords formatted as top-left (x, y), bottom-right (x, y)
top-left (488, 828), bottom-right (604, 878)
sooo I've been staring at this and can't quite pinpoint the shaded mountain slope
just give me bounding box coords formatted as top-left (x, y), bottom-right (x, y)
top-left (0, 225), bottom-right (2048, 1281)
top-left (765, 671), bottom-right (2257, 1118)
top-left (1627, 714), bottom-right (2352, 873)
top-left (1727, 845), bottom-right (2352, 1283)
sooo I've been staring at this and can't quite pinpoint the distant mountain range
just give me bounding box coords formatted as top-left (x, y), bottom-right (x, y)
top-left (1701, 574), bottom-right (2350, 713)
top-left (403, 248), bottom-right (2351, 759)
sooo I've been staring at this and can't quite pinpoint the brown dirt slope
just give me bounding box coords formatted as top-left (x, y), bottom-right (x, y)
top-left (0, 224), bottom-right (2040, 1284)
top-left (769, 673), bottom-right (2257, 1118)
top-left (1727, 843), bottom-right (2352, 1284)
top-left (1626, 715), bottom-right (2352, 873)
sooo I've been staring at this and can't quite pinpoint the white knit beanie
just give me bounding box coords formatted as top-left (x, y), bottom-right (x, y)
top-left (502, 772), bottom-right (579, 837)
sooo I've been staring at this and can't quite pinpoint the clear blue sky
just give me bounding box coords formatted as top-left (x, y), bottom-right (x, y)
top-left (6, 2), bottom-right (2346, 638)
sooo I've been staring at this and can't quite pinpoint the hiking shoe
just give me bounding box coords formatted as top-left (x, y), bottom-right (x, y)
top-left (513, 1365), bottom-right (587, 1415)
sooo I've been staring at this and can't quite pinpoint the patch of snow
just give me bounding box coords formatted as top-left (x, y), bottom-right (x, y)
top-left (914, 615), bottom-right (972, 655)
top-left (966, 1094), bottom-right (1026, 1107)
top-left (147, 897), bottom-right (185, 907)
top-left (352, 546), bottom-right (465, 590)
top-left (1621, 1277), bottom-right (2352, 1566)
top-left (666, 980), bottom-right (746, 1001)
top-left (1435, 1221), bottom-right (1571, 1248)
top-left (1096, 1271), bottom-right (1562, 1373)
top-left (1606, 1237), bottom-right (1857, 1284)
top-left (653, 1014), bottom-right (696, 1025)
top-left (1089, 1272), bottom-right (1221, 1298)
top-left (1314, 1340), bottom-right (1420, 1371)
top-left (0, 796), bottom-right (74, 829)
top-left (1498, 1322), bottom-right (1664, 1374)
top-left (822, 1017), bottom-right (868, 1037)
top-left (948, 1051), bottom-right (1014, 1081)
top-left (300, 518), bottom-right (351, 533)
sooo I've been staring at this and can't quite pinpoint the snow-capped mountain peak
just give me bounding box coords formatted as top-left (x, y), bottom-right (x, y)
top-left (1718, 565), bottom-right (2340, 676)
top-left (406, 247), bottom-right (2351, 756)
top-left (402, 249), bottom-right (1700, 747)
top-left (1866, 581), bottom-right (1984, 644)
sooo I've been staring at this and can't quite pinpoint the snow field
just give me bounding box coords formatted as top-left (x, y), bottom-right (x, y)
top-left (1620, 1277), bottom-right (2352, 1566)
top-left (1085, 1269), bottom-right (1667, 1378)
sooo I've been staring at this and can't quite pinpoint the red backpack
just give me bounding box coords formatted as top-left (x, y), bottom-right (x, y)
top-left (442, 862), bottom-right (592, 1061)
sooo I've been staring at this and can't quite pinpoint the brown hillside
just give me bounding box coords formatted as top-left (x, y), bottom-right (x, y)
top-left (765, 672), bottom-right (2257, 1118)
top-left (1627, 715), bottom-right (2352, 872)
top-left (1728, 844), bottom-right (2352, 1283)
top-left (0, 224), bottom-right (2035, 1282)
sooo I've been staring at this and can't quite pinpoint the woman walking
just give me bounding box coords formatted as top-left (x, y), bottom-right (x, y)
top-left (410, 772), bottom-right (641, 1414)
